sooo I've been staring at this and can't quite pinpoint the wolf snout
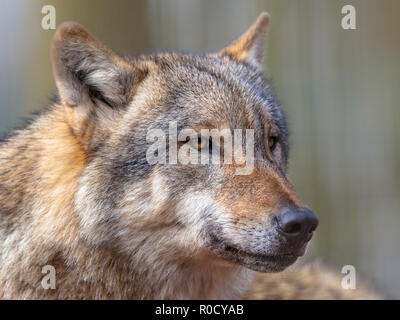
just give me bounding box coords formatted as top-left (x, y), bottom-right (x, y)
top-left (273, 207), bottom-right (318, 242)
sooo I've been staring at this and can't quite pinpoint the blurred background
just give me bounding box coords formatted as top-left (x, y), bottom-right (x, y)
top-left (0, 0), bottom-right (399, 298)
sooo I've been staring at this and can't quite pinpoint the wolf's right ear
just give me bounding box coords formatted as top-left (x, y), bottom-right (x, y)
top-left (51, 22), bottom-right (146, 108)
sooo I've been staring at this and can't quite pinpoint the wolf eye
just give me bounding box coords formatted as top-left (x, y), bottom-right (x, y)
top-left (268, 136), bottom-right (278, 152)
top-left (190, 137), bottom-right (211, 151)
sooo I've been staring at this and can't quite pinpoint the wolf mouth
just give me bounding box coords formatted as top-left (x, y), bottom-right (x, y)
top-left (206, 232), bottom-right (301, 272)
top-left (219, 244), bottom-right (300, 272)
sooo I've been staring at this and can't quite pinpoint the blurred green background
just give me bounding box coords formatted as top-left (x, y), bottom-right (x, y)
top-left (0, 0), bottom-right (399, 298)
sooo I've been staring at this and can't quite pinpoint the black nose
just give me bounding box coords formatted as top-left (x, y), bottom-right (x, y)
top-left (274, 207), bottom-right (318, 240)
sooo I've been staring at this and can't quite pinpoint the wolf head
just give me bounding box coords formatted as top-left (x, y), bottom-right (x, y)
top-left (51, 12), bottom-right (317, 273)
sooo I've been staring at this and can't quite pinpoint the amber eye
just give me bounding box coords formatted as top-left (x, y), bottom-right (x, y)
top-left (268, 136), bottom-right (278, 152)
top-left (190, 137), bottom-right (211, 151)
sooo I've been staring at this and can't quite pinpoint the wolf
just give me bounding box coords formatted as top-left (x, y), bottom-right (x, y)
top-left (0, 12), bottom-right (379, 299)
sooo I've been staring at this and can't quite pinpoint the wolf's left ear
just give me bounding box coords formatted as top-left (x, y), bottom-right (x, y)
top-left (218, 12), bottom-right (269, 69)
top-left (51, 22), bottom-right (146, 108)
